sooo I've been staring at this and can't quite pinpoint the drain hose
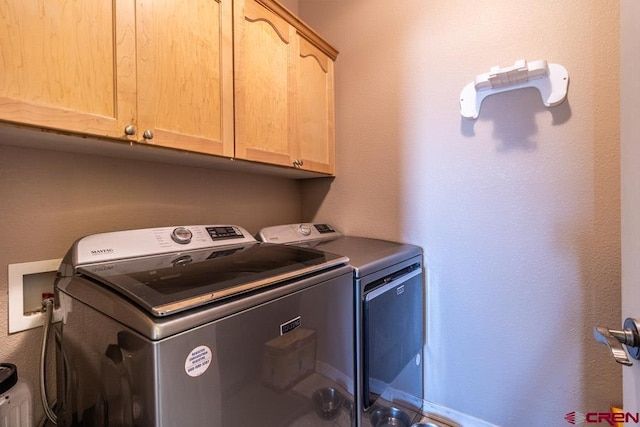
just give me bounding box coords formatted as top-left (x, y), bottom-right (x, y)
top-left (40, 298), bottom-right (57, 425)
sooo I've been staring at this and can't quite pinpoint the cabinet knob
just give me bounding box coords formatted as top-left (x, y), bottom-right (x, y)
top-left (143, 129), bottom-right (154, 140)
top-left (124, 125), bottom-right (136, 136)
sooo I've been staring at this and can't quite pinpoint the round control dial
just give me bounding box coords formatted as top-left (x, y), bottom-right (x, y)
top-left (297, 224), bottom-right (312, 236)
top-left (171, 227), bottom-right (193, 244)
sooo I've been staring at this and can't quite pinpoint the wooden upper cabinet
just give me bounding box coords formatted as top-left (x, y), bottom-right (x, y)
top-left (0, 1), bottom-right (136, 138)
top-left (294, 36), bottom-right (336, 175)
top-left (0, 0), bottom-right (334, 175)
top-left (0, 0), bottom-right (233, 157)
top-left (234, 0), bottom-right (338, 175)
top-left (234, 0), bottom-right (295, 168)
top-left (136, 0), bottom-right (234, 157)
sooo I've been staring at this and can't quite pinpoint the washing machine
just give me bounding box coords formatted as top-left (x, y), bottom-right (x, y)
top-left (258, 223), bottom-right (425, 427)
top-left (54, 224), bottom-right (357, 426)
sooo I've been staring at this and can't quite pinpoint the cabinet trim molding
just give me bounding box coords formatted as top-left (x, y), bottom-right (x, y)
top-left (255, 0), bottom-right (338, 60)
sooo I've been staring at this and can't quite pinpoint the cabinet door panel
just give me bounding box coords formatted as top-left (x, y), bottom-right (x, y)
top-left (0, 0), bottom-right (136, 138)
top-left (136, 0), bottom-right (233, 156)
top-left (295, 36), bottom-right (335, 175)
top-left (234, 0), bottom-right (294, 167)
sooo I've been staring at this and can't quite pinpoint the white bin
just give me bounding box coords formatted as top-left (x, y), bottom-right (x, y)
top-left (0, 364), bottom-right (33, 427)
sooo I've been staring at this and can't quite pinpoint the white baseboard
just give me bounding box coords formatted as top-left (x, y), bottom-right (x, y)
top-left (421, 401), bottom-right (499, 427)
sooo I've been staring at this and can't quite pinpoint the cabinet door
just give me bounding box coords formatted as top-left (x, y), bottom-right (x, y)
top-left (136, 0), bottom-right (234, 157)
top-left (293, 36), bottom-right (336, 175)
top-left (0, 1), bottom-right (136, 139)
top-left (234, 0), bottom-right (296, 167)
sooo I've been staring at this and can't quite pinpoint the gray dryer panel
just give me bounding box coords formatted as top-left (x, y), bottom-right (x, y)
top-left (314, 236), bottom-right (422, 278)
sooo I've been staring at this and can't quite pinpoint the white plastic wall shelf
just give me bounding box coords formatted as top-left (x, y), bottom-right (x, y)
top-left (460, 59), bottom-right (569, 120)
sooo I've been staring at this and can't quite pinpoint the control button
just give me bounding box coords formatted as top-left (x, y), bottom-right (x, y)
top-left (172, 255), bottom-right (193, 267)
top-left (171, 227), bottom-right (193, 244)
top-left (298, 224), bottom-right (312, 236)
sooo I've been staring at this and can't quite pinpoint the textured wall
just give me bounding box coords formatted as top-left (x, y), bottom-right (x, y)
top-left (0, 144), bottom-right (301, 423)
top-left (299, 1), bottom-right (621, 425)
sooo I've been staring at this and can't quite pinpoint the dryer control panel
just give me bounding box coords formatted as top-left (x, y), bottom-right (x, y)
top-left (257, 223), bottom-right (341, 245)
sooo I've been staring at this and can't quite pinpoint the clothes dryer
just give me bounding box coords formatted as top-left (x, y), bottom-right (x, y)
top-left (258, 224), bottom-right (425, 427)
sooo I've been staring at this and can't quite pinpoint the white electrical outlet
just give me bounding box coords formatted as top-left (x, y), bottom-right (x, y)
top-left (8, 259), bottom-right (62, 333)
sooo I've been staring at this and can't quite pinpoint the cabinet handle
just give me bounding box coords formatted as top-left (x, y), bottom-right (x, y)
top-left (292, 159), bottom-right (304, 168)
top-left (124, 125), bottom-right (136, 136)
top-left (142, 129), bottom-right (154, 140)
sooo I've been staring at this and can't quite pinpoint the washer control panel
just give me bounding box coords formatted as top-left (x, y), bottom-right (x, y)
top-left (69, 225), bottom-right (257, 266)
top-left (257, 223), bottom-right (340, 245)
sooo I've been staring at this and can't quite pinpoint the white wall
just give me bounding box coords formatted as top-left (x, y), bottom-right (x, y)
top-left (299, 1), bottom-right (621, 425)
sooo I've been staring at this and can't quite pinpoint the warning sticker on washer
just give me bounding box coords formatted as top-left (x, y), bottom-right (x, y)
top-left (185, 345), bottom-right (212, 377)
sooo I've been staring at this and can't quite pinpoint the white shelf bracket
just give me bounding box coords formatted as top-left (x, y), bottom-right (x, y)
top-left (460, 59), bottom-right (569, 120)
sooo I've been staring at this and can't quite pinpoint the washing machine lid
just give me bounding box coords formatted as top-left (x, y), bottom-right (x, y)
top-left (60, 225), bottom-right (348, 316)
top-left (77, 244), bottom-right (347, 316)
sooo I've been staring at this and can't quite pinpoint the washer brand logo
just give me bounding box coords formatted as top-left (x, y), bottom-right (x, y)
top-left (91, 265), bottom-right (114, 272)
top-left (280, 316), bottom-right (301, 335)
top-left (90, 248), bottom-right (114, 256)
top-left (565, 410), bottom-right (640, 425)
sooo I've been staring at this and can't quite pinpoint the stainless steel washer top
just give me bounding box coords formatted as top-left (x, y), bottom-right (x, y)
top-left (57, 224), bottom-right (349, 319)
top-left (257, 223), bottom-right (421, 277)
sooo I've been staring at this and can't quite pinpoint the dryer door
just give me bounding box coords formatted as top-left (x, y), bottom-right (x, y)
top-left (362, 264), bottom-right (423, 409)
